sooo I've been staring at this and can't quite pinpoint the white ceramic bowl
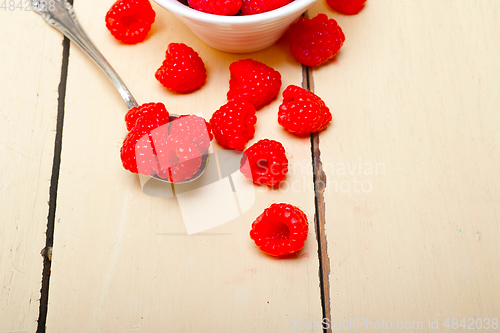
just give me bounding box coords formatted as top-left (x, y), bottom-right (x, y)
top-left (153, 0), bottom-right (317, 53)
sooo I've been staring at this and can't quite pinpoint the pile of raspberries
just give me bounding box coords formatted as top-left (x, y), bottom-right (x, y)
top-left (107, 0), bottom-right (367, 256)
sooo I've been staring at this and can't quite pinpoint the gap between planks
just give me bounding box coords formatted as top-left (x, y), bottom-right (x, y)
top-left (303, 64), bottom-right (332, 333)
top-left (36, 30), bottom-right (72, 333)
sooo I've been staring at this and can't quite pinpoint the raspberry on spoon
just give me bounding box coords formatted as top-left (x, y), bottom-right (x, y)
top-left (120, 116), bottom-right (164, 175)
top-left (169, 115), bottom-right (213, 154)
top-left (125, 102), bottom-right (169, 131)
top-left (152, 134), bottom-right (203, 183)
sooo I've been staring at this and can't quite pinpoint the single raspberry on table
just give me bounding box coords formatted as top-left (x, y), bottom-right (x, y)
top-left (153, 134), bottom-right (202, 183)
top-left (120, 116), bottom-right (164, 175)
top-left (125, 102), bottom-right (169, 131)
top-left (240, 139), bottom-right (288, 187)
top-left (278, 85), bottom-right (332, 135)
top-left (240, 0), bottom-right (291, 15)
top-left (105, 0), bottom-right (156, 44)
top-left (155, 43), bottom-right (207, 94)
top-left (169, 115), bottom-right (213, 154)
top-left (227, 59), bottom-right (282, 109)
top-left (250, 203), bottom-right (309, 257)
top-left (326, 0), bottom-right (367, 15)
top-left (188, 0), bottom-right (242, 16)
top-left (288, 13), bottom-right (345, 67)
top-left (210, 99), bottom-right (257, 151)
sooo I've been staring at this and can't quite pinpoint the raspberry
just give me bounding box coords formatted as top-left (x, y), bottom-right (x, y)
top-left (326, 0), bottom-right (367, 15)
top-left (125, 102), bottom-right (169, 131)
top-left (227, 59), bottom-right (282, 109)
top-left (278, 85), bottom-right (332, 135)
top-left (155, 43), bottom-right (207, 94)
top-left (210, 99), bottom-right (257, 151)
top-left (188, 0), bottom-right (242, 15)
top-left (250, 203), bottom-right (309, 256)
top-left (240, 0), bottom-right (292, 15)
top-left (153, 134), bottom-right (202, 183)
top-left (169, 115), bottom-right (213, 154)
top-left (288, 14), bottom-right (345, 67)
top-left (120, 108), bottom-right (204, 182)
top-left (120, 116), bottom-right (163, 175)
top-left (105, 0), bottom-right (156, 44)
top-left (240, 139), bottom-right (288, 187)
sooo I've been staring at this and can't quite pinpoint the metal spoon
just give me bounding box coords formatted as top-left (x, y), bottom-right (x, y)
top-left (30, 0), bottom-right (209, 184)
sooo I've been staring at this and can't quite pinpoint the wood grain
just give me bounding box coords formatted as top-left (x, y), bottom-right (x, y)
top-left (310, 0), bottom-right (500, 331)
top-left (0, 8), bottom-right (64, 333)
top-left (44, 1), bottom-right (323, 332)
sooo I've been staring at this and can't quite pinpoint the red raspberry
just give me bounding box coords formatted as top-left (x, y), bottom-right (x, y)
top-left (120, 116), bottom-right (164, 175)
top-left (250, 203), bottom-right (309, 257)
top-left (155, 43), bottom-right (207, 94)
top-left (240, 0), bottom-right (291, 15)
top-left (105, 0), bottom-right (156, 44)
top-left (125, 102), bottom-right (169, 131)
top-left (288, 14), bottom-right (345, 67)
top-left (210, 99), bottom-right (257, 151)
top-left (188, 0), bottom-right (242, 16)
top-left (169, 115), bottom-right (213, 154)
top-left (240, 139), bottom-right (288, 187)
top-left (278, 85), bottom-right (332, 135)
top-left (326, 0), bottom-right (367, 15)
top-left (227, 59), bottom-right (282, 109)
top-left (153, 134), bottom-right (202, 183)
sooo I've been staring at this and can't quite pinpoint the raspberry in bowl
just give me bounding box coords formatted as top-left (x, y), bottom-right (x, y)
top-left (153, 0), bottom-right (317, 53)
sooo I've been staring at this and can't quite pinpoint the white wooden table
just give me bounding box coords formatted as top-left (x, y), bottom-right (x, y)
top-left (1, 0), bottom-right (499, 332)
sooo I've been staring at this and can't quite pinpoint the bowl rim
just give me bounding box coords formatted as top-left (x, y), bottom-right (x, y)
top-left (153, 0), bottom-right (317, 24)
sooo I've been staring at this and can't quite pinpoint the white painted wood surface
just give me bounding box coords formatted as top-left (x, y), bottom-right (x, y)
top-left (0, 8), bottom-right (63, 333)
top-left (310, 0), bottom-right (500, 331)
top-left (4, 0), bottom-right (499, 332)
top-left (44, 1), bottom-right (322, 332)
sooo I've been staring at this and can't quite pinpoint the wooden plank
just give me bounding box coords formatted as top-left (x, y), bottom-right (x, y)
top-left (45, 1), bottom-right (323, 331)
top-left (310, 0), bottom-right (500, 330)
top-left (0, 7), bottom-right (64, 333)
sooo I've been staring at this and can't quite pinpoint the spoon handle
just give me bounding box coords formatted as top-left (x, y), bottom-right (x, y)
top-left (31, 0), bottom-right (139, 109)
